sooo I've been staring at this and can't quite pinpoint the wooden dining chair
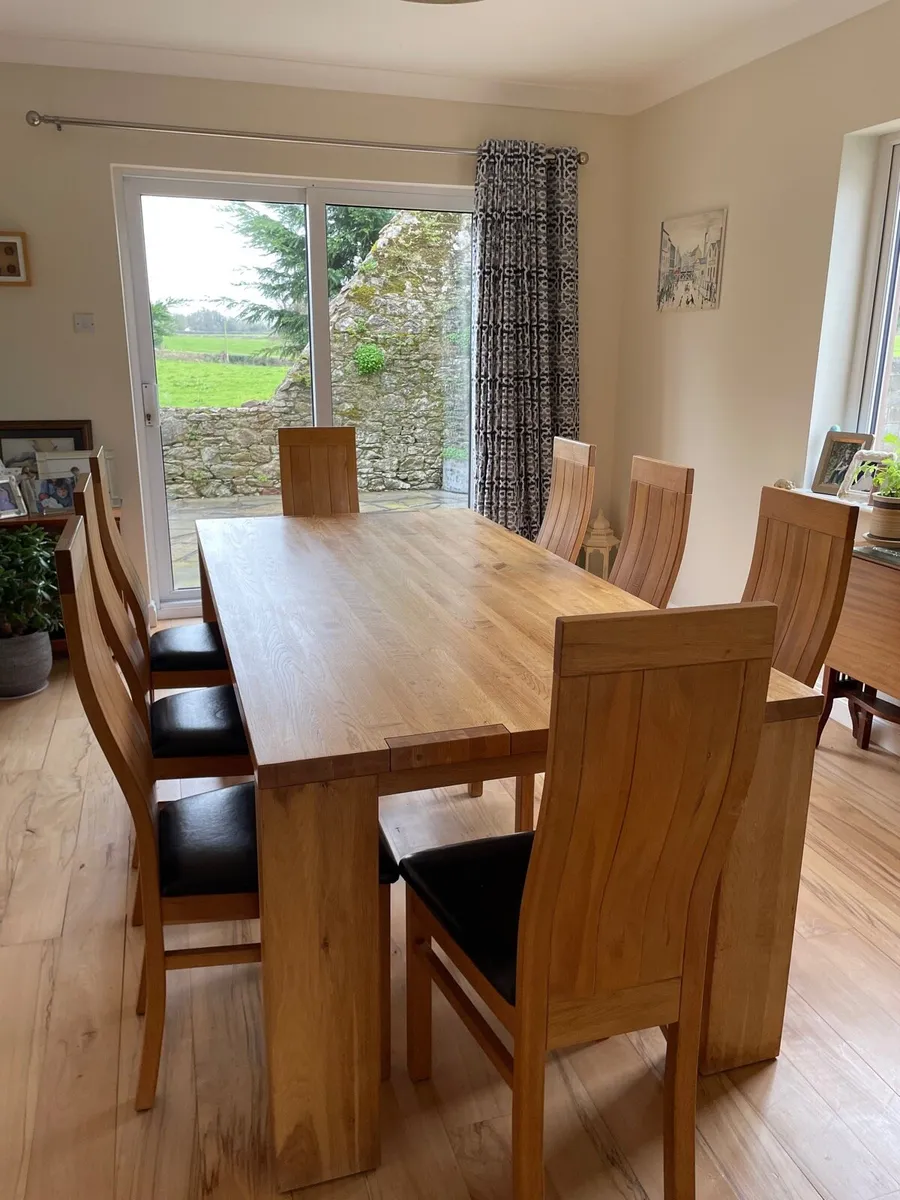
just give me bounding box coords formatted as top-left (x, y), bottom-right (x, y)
top-left (535, 437), bottom-right (597, 563)
top-left (56, 515), bottom-right (400, 1107)
top-left (401, 602), bottom-right (775, 1200)
top-left (88, 448), bottom-right (230, 691)
top-left (742, 486), bottom-right (858, 687)
top-left (278, 426), bottom-right (360, 516)
top-left (609, 456), bottom-right (694, 607)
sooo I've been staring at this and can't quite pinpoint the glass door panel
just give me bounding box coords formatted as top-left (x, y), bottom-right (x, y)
top-left (324, 203), bottom-right (473, 512)
top-left (135, 191), bottom-right (311, 596)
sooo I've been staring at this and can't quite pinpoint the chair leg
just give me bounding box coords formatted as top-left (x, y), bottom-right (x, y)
top-left (663, 1019), bottom-right (699, 1199)
top-left (406, 891), bottom-right (433, 1083)
top-left (131, 840), bottom-right (139, 870)
top-left (468, 781), bottom-right (484, 798)
top-left (136, 954), bottom-right (147, 1016)
top-left (511, 1036), bottom-right (546, 1200)
top-left (515, 775), bottom-right (536, 832)
top-left (816, 667), bottom-right (838, 746)
top-left (135, 923), bottom-right (166, 1111)
top-left (132, 872), bottom-right (144, 927)
top-left (380, 883), bottom-right (392, 1082)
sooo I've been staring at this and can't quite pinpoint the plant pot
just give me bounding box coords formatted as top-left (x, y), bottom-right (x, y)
top-left (869, 493), bottom-right (900, 542)
top-left (0, 631), bottom-right (53, 699)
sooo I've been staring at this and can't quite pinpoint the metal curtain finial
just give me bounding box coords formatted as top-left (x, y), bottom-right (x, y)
top-left (23, 109), bottom-right (589, 165)
top-left (577, 151), bottom-right (589, 165)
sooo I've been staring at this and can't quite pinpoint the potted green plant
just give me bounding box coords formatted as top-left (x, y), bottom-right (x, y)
top-left (852, 433), bottom-right (900, 542)
top-left (0, 525), bottom-right (61, 698)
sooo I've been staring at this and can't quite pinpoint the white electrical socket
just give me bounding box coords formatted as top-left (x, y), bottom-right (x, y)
top-left (73, 313), bottom-right (95, 333)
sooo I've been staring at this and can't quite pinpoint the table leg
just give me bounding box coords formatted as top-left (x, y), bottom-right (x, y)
top-left (199, 551), bottom-right (216, 624)
top-left (256, 776), bottom-right (381, 1192)
top-left (700, 716), bottom-right (818, 1074)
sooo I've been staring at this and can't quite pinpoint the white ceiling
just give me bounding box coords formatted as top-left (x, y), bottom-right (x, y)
top-left (0, 0), bottom-right (889, 114)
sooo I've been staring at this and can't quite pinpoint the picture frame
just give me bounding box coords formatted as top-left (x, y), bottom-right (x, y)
top-left (0, 232), bottom-right (30, 286)
top-left (657, 210), bottom-right (727, 311)
top-left (0, 421), bottom-right (93, 489)
top-left (0, 473), bottom-right (28, 519)
top-left (35, 476), bottom-right (77, 516)
top-left (837, 450), bottom-right (891, 501)
top-left (812, 430), bottom-right (874, 495)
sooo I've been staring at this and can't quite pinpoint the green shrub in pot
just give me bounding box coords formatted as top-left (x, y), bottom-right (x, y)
top-left (0, 525), bottom-right (62, 697)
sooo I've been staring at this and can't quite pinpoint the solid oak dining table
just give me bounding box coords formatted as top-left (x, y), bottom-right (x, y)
top-left (196, 507), bottom-right (823, 1193)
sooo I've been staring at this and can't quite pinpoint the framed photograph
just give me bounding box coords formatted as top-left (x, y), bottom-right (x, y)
top-left (0, 473), bottom-right (28, 519)
top-left (35, 476), bottom-right (76, 515)
top-left (837, 450), bottom-right (891, 501)
top-left (812, 431), bottom-right (874, 495)
top-left (0, 233), bottom-right (29, 286)
top-left (657, 210), bottom-right (726, 311)
top-left (0, 421), bottom-right (93, 481)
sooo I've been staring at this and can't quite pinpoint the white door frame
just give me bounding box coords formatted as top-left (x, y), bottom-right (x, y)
top-left (115, 166), bottom-right (473, 618)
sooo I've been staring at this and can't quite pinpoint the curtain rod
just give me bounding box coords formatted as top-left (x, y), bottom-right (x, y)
top-left (24, 110), bottom-right (590, 164)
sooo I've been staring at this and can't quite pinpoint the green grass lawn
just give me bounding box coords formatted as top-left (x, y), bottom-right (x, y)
top-left (156, 359), bottom-right (288, 408)
top-left (161, 333), bottom-right (280, 355)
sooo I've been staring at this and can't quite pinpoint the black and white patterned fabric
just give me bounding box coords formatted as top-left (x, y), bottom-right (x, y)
top-left (473, 139), bottom-right (580, 542)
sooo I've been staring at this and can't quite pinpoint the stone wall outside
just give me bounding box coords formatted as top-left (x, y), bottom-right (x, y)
top-left (161, 210), bottom-right (471, 499)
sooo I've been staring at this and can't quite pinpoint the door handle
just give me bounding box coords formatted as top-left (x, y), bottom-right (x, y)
top-left (142, 381), bottom-right (159, 428)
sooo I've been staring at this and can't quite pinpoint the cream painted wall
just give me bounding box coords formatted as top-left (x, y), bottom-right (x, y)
top-left (617, 0), bottom-right (900, 606)
top-left (0, 61), bottom-right (625, 590)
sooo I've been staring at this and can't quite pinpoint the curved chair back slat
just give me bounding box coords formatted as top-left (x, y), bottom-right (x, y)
top-left (609, 456), bottom-right (693, 607)
top-left (89, 448), bottom-right (151, 660)
top-left (742, 486), bottom-right (858, 685)
top-left (535, 437), bottom-right (597, 563)
top-left (279, 426), bottom-right (360, 517)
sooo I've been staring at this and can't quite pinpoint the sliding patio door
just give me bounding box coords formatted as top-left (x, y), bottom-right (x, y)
top-left (120, 173), bottom-right (473, 614)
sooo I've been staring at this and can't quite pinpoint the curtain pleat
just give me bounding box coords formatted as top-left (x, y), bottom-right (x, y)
top-left (473, 139), bottom-right (579, 541)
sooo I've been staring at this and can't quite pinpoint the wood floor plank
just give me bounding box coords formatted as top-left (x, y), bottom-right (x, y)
top-left (23, 745), bottom-right (130, 1200)
top-left (0, 663), bottom-right (66, 772)
top-left (0, 771), bottom-right (38, 922)
top-left (0, 940), bottom-right (58, 1200)
top-left (0, 770), bottom-right (84, 946)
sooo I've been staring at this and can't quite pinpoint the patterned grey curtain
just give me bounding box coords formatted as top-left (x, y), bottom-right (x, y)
top-left (473, 139), bottom-right (580, 541)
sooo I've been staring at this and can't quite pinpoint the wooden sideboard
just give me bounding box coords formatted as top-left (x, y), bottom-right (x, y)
top-left (821, 544), bottom-right (900, 747)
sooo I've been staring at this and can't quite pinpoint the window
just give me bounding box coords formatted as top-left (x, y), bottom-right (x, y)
top-left (859, 140), bottom-right (900, 449)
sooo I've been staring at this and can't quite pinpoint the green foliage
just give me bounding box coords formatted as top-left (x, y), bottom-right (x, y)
top-left (353, 344), bottom-right (386, 376)
top-left (441, 446), bottom-right (468, 462)
top-left (222, 203), bottom-right (395, 359)
top-left (150, 300), bottom-right (178, 348)
top-left (0, 526), bottom-right (61, 637)
top-left (852, 434), bottom-right (900, 498)
top-left (161, 334), bottom-right (279, 355)
top-left (155, 360), bottom-right (290, 408)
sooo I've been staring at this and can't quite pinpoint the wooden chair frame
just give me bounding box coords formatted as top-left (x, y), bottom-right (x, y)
top-left (406, 603), bottom-right (776, 1199)
top-left (278, 426), bottom-right (360, 517)
top-left (609, 456), bottom-right (694, 608)
top-left (57, 517), bottom-right (395, 1106)
top-left (535, 437), bottom-right (597, 564)
top-left (88, 448), bottom-right (230, 691)
top-left (742, 486), bottom-right (858, 686)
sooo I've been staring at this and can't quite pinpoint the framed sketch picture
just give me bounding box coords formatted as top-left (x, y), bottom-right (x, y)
top-left (0, 233), bottom-right (30, 286)
top-left (657, 210), bottom-right (726, 311)
top-left (812, 430), bottom-right (874, 495)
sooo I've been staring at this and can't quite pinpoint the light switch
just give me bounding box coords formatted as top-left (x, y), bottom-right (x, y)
top-left (73, 312), bottom-right (95, 333)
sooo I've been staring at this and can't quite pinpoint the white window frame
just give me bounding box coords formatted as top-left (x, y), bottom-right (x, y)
top-left (113, 166), bottom-right (473, 618)
top-left (856, 135), bottom-right (900, 440)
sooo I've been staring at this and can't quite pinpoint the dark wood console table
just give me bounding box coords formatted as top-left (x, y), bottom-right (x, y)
top-left (820, 544), bottom-right (900, 748)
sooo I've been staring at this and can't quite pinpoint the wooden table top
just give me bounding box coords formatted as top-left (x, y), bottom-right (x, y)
top-left (197, 509), bottom-right (822, 788)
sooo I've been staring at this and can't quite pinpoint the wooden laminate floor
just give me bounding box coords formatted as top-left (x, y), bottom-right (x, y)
top-left (2, 663), bottom-right (900, 1199)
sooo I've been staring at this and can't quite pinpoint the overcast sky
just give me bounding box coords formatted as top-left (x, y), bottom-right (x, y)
top-left (141, 196), bottom-right (280, 309)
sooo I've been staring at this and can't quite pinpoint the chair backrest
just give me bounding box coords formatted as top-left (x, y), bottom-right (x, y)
top-left (278, 426), bottom-right (360, 517)
top-left (89, 448), bottom-right (151, 662)
top-left (74, 473), bottom-right (150, 721)
top-left (742, 486), bottom-right (858, 685)
top-left (518, 603), bottom-right (775, 1038)
top-left (535, 437), bottom-right (597, 563)
top-left (609, 456), bottom-right (693, 607)
top-left (56, 518), bottom-right (159, 883)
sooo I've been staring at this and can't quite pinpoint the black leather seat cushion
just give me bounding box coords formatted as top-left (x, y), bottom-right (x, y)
top-left (158, 783), bottom-right (258, 897)
top-left (149, 622), bottom-right (228, 674)
top-left (157, 781), bottom-right (399, 899)
top-left (399, 832), bottom-right (534, 1005)
top-left (150, 685), bottom-right (249, 759)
